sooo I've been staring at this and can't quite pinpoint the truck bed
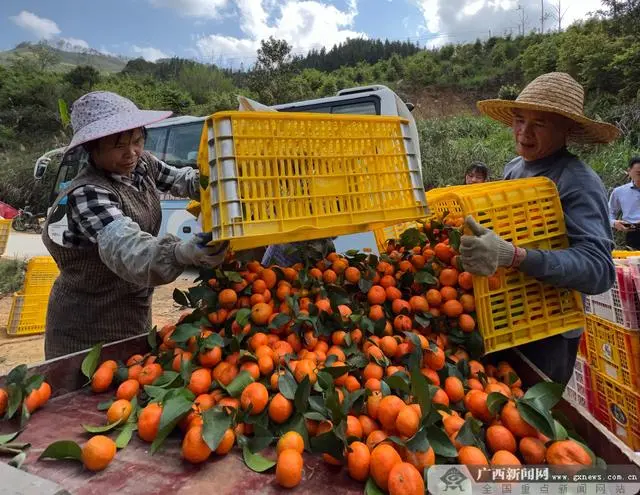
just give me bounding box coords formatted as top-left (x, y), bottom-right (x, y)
top-left (1, 335), bottom-right (638, 494)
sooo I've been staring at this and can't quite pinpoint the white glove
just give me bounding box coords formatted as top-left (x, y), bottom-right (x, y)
top-left (175, 233), bottom-right (228, 268)
top-left (460, 216), bottom-right (515, 276)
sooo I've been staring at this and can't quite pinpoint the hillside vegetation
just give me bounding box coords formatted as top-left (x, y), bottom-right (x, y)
top-left (0, 8), bottom-right (638, 212)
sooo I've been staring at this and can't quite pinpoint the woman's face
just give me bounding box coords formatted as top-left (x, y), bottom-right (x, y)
top-left (91, 128), bottom-right (145, 176)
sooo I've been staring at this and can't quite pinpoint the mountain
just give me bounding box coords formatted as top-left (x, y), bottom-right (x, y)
top-left (0, 42), bottom-right (127, 73)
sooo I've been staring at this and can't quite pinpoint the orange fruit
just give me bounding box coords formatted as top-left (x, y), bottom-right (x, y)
top-left (251, 302), bottom-right (273, 325)
top-left (346, 415), bottom-right (364, 439)
top-left (276, 448), bottom-right (304, 488)
top-left (240, 382), bottom-right (269, 415)
top-left (116, 379), bottom-right (140, 401)
top-left (91, 366), bottom-right (114, 393)
top-left (501, 402), bottom-right (538, 438)
top-left (212, 362), bottom-right (238, 386)
top-left (439, 268), bottom-right (459, 287)
top-left (370, 444), bottom-right (403, 491)
top-left (277, 431), bottom-right (304, 455)
top-left (546, 440), bottom-right (592, 465)
top-left (426, 289), bottom-right (442, 307)
top-left (219, 288), bottom-right (237, 309)
top-left (378, 395), bottom-right (405, 431)
top-left (260, 268), bottom-right (277, 289)
top-left (444, 376), bottom-right (465, 403)
top-left (359, 415), bottom-right (380, 438)
top-left (188, 368), bottom-right (213, 396)
top-left (347, 441), bottom-right (371, 481)
top-left (366, 430), bottom-right (389, 451)
top-left (405, 447), bottom-right (435, 472)
top-left (491, 450), bottom-right (521, 465)
top-left (434, 243), bottom-right (452, 263)
top-left (294, 359), bottom-right (318, 384)
top-left (367, 392), bottom-right (383, 420)
top-left (486, 425), bottom-right (517, 454)
top-left (345, 266), bottom-right (361, 283)
top-left (269, 393), bottom-right (294, 424)
top-left (459, 293), bottom-right (475, 313)
top-left (488, 275), bottom-right (501, 290)
top-left (24, 389), bottom-right (40, 413)
top-left (458, 314), bottom-right (476, 332)
top-left (82, 435), bottom-right (116, 472)
top-left (37, 382), bottom-right (51, 407)
top-left (520, 436), bottom-right (547, 464)
top-left (199, 346), bottom-right (222, 368)
top-left (138, 363), bottom-right (163, 386)
top-left (423, 347), bottom-right (445, 370)
top-left (107, 399), bottom-right (132, 424)
top-left (442, 299), bottom-right (464, 318)
top-left (443, 414), bottom-right (466, 437)
top-left (388, 462), bottom-right (425, 495)
top-left (181, 425), bottom-right (212, 463)
top-left (440, 286), bottom-right (458, 302)
top-left (380, 336), bottom-right (399, 357)
top-left (458, 271), bottom-right (474, 290)
top-left (368, 285), bottom-right (386, 305)
top-left (464, 390), bottom-right (492, 423)
top-left (214, 428), bottom-right (235, 455)
top-left (395, 405), bottom-right (420, 438)
top-left (138, 402), bottom-right (162, 442)
top-left (458, 445), bottom-right (489, 465)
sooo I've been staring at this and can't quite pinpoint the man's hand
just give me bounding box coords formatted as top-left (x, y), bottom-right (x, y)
top-left (175, 233), bottom-right (229, 268)
top-left (614, 220), bottom-right (630, 232)
top-left (460, 216), bottom-right (516, 276)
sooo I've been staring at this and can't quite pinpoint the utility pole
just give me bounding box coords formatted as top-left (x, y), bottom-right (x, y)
top-left (515, 5), bottom-right (526, 35)
top-left (549, 0), bottom-right (568, 31)
top-left (540, 0), bottom-right (544, 33)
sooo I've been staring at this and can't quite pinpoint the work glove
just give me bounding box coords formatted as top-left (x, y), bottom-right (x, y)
top-left (175, 233), bottom-right (229, 268)
top-left (460, 216), bottom-right (515, 276)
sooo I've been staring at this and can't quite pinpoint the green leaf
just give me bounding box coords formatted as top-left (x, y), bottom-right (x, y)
top-left (235, 308), bottom-right (252, 327)
top-left (285, 414), bottom-right (311, 451)
top-left (486, 392), bottom-right (509, 416)
top-left (399, 228), bottom-right (426, 248)
top-left (294, 376), bottom-right (311, 413)
top-left (365, 477), bottom-right (386, 495)
top-left (115, 423), bottom-right (137, 449)
top-left (278, 371), bottom-right (297, 401)
top-left (342, 389), bottom-right (366, 416)
top-left (201, 333), bottom-right (224, 350)
top-left (23, 374), bottom-right (45, 394)
top-left (242, 444), bottom-right (276, 472)
top-left (304, 411), bottom-right (327, 421)
top-left (346, 352), bottom-right (368, 369)
top-left (426, 426), bottom-right (457, 458)
top-left (6, 364), bottom-right (28, 385)
top-left (448, 229), bottom-right (462, 251)
top-left (410, 367), bottom-right (432, 421)
top-left (405, 427), bottom-right (430, 452)
top-left (148, 326), bottom-right (158, 353)
top-left (456, 417), bottom-right (483, 446)
top-left (380, 380), bottom-right (391, 397)
top-left (202, 408), bottom-right (232, 451)
top-left (143, 386), bottom-right (169, 402)
top-left (0, 431), bottom-right (21, 445)
top-left (523, 382), bottom-right (564, 410)
top-left (554, 420), bottom-right (569, 441)
top-left (81, 343), bottom-right (103, 380)
top-left (152, 371), bottom-right (181, 389)
top-left (223, 370), bottom-right (254, 398)
top-left (516, 399), bottom-right (556, 440)
top-left (322, 366), bottom-right (349, 379)
top-left (317, 371), bottom-right (335, 390)
top-left (248, 423), bottom-right (274, 452)
top-left (173, 288), bottom-right (191, 307)
top-left (158, 392), bottom-right (194, 433)
top-left (384, 373), bottom-right (411, 394)
top-left (82, 418), bottom-right (123, 433)
top-left (170, 323), bottom-right (202, 343)
top-left (415, 270), bottom-right (438, 285)
top-left (310, 430), bottom-right (344, 461)
top-left (325, 386), bottom-right (345, 424)
top-left (5, 384), bottom-right (22, 420)
top-left (269, 313), bottom-right (292, 330)
top-left (39, 440), bottom-right (82, 461)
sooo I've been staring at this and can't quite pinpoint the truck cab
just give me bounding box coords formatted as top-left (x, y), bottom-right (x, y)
top-left (34, 85), bottom-right (415, 253)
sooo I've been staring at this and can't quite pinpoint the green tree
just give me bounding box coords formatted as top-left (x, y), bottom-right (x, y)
top-left (64, 65), bottom-right (101, 90)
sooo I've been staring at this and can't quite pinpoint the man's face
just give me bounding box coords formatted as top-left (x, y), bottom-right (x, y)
top-left (91, 128), bottom-right (145, 176)
top-left (512, 109), bottom-right (572, 161)
top-left (629, 163), bottom-right (640, 184)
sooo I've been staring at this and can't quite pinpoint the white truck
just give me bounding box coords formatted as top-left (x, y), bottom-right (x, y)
top-left (34, 85), bottom-right (418, 254)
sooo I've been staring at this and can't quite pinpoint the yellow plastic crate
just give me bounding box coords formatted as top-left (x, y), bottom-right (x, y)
top-left (592, 369), bottom-right (640, 450)
top-left (0, 218), bottom-right (10, 256)
top-left (584, 314), bottom-right (640, 389)
top-left (373, 219), bottom-right (424, 253)
top-left (6, 291), bottom-right (50, 335)
top-left (198, 111), bottom-right (428, 250)
top-left (613, 250), bottom-right (640, 259)
top-left (22, 256), bottom-right (59, 295)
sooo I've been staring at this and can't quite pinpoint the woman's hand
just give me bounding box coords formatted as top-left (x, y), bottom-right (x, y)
top-left (175, 233), bottom-right (229, 268)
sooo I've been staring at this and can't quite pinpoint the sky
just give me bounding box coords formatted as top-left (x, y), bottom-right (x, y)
top-left (0, 0), bottom-right (606, 68)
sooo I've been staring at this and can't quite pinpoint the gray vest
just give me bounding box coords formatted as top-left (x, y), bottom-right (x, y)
top-left (42, 155), bottom-right (162, 358)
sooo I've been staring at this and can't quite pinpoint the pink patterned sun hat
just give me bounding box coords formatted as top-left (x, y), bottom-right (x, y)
top-left (67, 91), bottom-right (172, 151)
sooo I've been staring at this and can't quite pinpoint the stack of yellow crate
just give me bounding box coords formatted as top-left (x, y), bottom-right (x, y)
top-left (582, 253), bottom-right (640, 450)
top-left (6, 256), bottom-right (59, 336)
top-left (0, 218), bottom-right (11, 256)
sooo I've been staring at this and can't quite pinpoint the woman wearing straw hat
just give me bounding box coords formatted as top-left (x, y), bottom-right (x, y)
top-left (460, 72), bottom-right (619, 384)
top-left (42, 91), bottom-right (228, 359)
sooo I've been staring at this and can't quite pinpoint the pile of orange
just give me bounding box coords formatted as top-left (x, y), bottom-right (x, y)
top-left (83, 215), bottom-right (593, 490)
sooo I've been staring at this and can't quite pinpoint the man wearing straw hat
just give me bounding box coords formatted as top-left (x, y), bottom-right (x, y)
top-left (42, 91), bottom-right (229, 358)
top-left (460, 72), bottom-right (619, 385)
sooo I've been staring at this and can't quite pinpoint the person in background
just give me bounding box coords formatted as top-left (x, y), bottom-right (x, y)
top-left (460, 72), bottom-right (619, 385)
top-left (42, 91), bottom-right (228, 359)
top-left (464, 162), bottom-right (489, 184)
top-left (608, 156), bottom-right (640, 249)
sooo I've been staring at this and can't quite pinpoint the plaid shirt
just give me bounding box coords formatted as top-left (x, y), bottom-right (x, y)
top-left (64, 155), bottom-right (199, 247)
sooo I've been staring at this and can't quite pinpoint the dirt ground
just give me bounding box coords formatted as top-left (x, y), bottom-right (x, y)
top-left (0, 275), bottom-right (195, 374)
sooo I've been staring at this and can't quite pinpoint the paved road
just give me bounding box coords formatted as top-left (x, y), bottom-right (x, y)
top-left (3, 232), bottom-right (49, 259)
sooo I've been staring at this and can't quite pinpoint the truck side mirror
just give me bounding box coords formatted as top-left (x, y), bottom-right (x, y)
top-left (405, 102), bottom-right (415, 112)
top-left (34, 158), bottom-right (50, 180)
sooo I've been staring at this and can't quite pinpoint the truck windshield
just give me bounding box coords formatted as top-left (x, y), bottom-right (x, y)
top-left (146, 122), bottom-right (202, 169)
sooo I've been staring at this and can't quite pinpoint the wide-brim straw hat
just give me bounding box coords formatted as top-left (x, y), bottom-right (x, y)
top-left (477, 72), bottom-right (620, 144)
top-left (67, 91), bottom-right (172, 151)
